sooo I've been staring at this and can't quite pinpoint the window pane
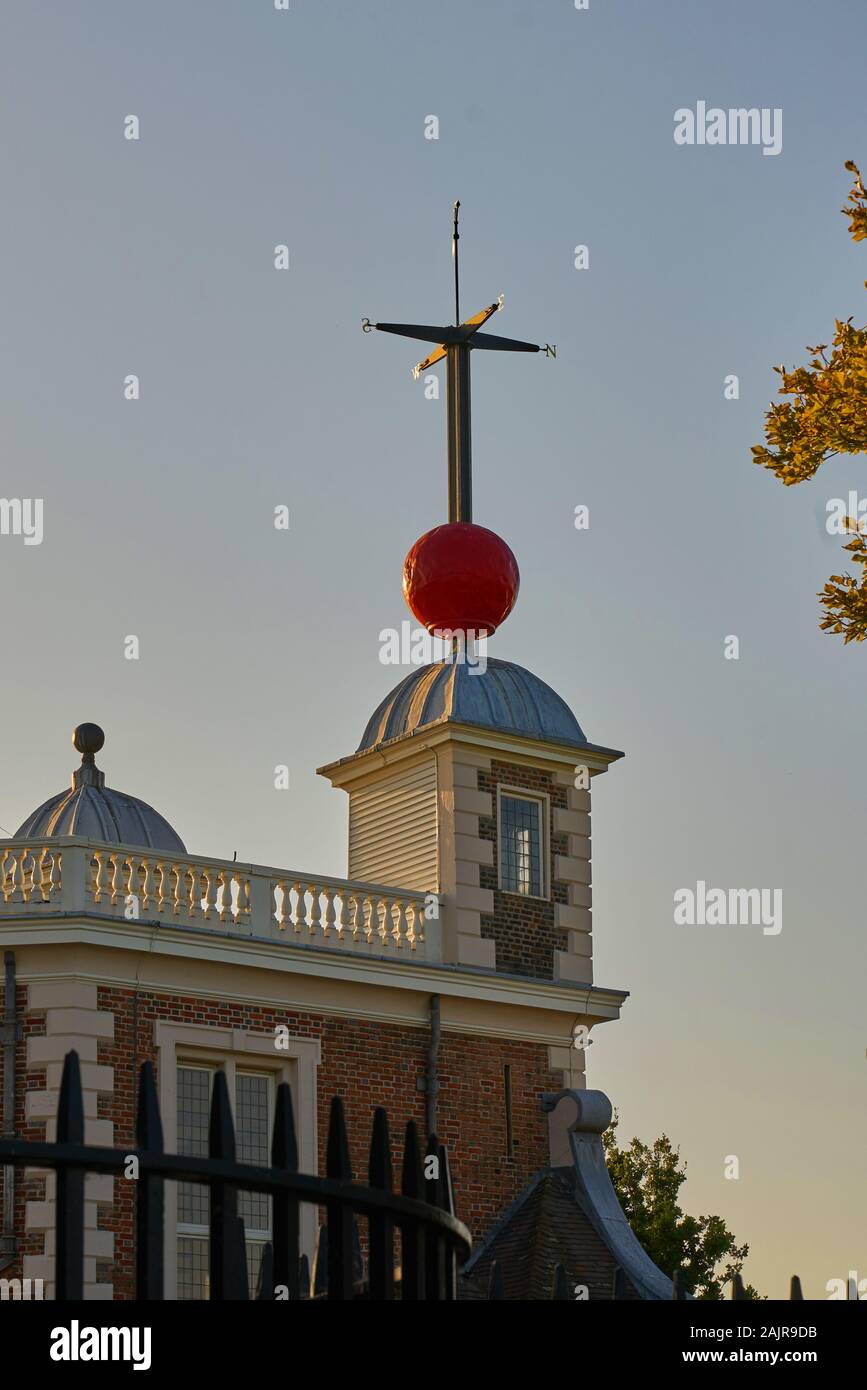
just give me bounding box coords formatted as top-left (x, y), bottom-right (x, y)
top-left (500, 795), bottom-right (542, 896)
top-left (178, 1236), bottom-right (209, 1301)
top-left (178, 1066), bottom-right (211, 1227)
top-left (237, 1073), bottom-right (271, 1235)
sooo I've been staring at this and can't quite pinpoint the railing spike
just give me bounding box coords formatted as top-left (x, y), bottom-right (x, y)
top-left (256, 1241), bottom-right (274, 1300)
top-left (271, 1082), bottom-right (300, 1299)
top-left (368, 1107), bottom-right (392, 1190)
top-left (208, 1072), bottom-right (246, 1299)
top-left (487, 1259), bottom-right (505, 1300)
top-left (209, 1069), bottom-right (236, 1162)
top-left (368, 1107), bottom-right (394, 1300)
top-left (401, 1120), bottom-right (425, 1299)
top-left (612, 1265), bottom-right (629, 1299)
top-left (55, 1050), bottom-right (84, 1300)
top-left (56, 1049), bottom-right (84, 1145)
top-left (135, 1060), bottom-right (164, 1300)
top-left (731, 1271), bottom-right (746, 1300)
top-left (552, 1263), bottom-right (571, 1300)
top-left (424, 1133), bottom-right (444, 1298)
top-left (325, 1102), bottom-right (354, 1300)
top-left (135, 1059), bottom-right (163, 1152)
top-left (272, 1081), bottom-right (298, 1171)
top-left (326, 1096), bottom-right (352, 1180)
top-left (298, 1252), bottom-right (311, 1300)
top-left (790, 1274), bottom-right (803, 1301)
top-left (672, 1267), bottom-right (688, 1300)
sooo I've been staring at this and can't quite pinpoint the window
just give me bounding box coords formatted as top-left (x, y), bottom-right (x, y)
top-left (176, 1064), bottom-right (273, 1300)
top-left (498, 790), bottom-right (547, 897)
top-left (156, 1022), bottom-right (320, 1299)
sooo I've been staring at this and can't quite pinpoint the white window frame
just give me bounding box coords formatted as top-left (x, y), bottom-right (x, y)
top-left (155, 1022), bottom-right (320, 1300)
top-left (497, 785), bottom-right (550, 900)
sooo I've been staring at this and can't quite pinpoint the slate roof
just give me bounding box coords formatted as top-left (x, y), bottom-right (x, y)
top-left (358, 658), bottom-right (622, 756)
top-left (460, 1167), bottom-right (643, 1301)
top-left (460, 1090), bottom-right (674, 1301)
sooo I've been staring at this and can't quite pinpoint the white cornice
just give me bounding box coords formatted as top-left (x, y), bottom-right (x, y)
top-left (319, 719), bottom-right (623, 788)
top-left (0, 915), bottom-right (627, 1030)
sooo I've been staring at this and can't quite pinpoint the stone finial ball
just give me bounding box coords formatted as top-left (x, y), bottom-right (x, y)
top-left (73, 723), bottom-right (105, 758)
top-left (402, 522), bottom-right (520, 637)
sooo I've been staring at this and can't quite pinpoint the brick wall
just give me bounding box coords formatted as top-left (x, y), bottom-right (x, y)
top-left (11, 985), bottom-right (561, 1298)
top-left (0, 985), bottom-right (48, 1285)
top-left (477, 759), bottom-right (570, 979)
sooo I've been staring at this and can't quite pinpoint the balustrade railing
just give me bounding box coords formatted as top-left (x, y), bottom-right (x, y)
top-left (0, 837), bottom-right (440, 961)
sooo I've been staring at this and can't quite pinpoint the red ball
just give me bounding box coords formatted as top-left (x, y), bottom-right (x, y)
top-left (402, 522), bottom-right (520, 637)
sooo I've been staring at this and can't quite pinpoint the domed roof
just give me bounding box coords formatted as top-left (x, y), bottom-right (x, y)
top-left (15, 723), bottom-right (186, 854)
top-left (358, 658), bottom-right (591, 753)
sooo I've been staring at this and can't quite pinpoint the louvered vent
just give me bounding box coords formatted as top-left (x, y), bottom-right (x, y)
top-left (348, 757), bottom-right (438, 891)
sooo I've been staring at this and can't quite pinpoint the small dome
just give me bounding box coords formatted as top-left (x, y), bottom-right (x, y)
top-left (358, 658), bottom-right (589, 753)
top-left (15, 724), bottom-right (186, 854)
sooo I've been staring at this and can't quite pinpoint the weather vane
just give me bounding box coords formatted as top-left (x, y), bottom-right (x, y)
top-left (363, 202), bottom-right (555, 524)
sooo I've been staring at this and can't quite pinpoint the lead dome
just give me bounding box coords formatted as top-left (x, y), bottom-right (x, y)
top-left (15, 723), bottom-right (186, 854)
top-left (358, 658), bottom-right (591, 753)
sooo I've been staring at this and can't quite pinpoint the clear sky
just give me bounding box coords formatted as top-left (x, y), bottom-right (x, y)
top-left (2, 0), bottom-right (865, 1298)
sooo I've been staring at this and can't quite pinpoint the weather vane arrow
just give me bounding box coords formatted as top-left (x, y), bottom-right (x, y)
top-left (362, 202), bottom-right (555, 524)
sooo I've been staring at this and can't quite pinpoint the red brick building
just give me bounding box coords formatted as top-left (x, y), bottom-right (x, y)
top-left (0, 655), bottom-right (674, 1298)
top-left (1, 234), bottom-right (673, 1299)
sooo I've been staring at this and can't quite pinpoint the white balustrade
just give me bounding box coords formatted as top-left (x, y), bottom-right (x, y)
top-left (0, 836), bottom-right (440, 962)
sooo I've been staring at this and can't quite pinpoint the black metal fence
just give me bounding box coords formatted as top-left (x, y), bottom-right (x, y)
top-left (0, 1050), bottom-right (471, 1300)
top-left (0, 1050), bottom-right (818, 1302)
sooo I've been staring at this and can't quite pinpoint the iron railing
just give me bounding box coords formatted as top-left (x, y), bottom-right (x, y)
top-left (0, 1050), bottom-right (470, 1300)
top-left (0, 1050), bottom-right (823, 1302)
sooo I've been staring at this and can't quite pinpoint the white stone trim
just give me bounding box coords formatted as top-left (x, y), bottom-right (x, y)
top-left (24, 979), bottom-right (115, 1300)
top-left (547, 1042), bottom-right (587, 1091)
top-left (7, 938), bottom-right (627, 1026)
top-left (321, 722), bottom-right (621, 784)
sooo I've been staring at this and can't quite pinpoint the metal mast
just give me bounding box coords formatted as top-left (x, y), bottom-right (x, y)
top-left (363, 205), bottom-right (554, 523)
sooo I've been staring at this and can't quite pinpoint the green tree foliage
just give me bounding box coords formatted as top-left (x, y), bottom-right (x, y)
top-left (603, 1113), bottom-right (762, 1299)
top-left (752, 163), bottom-right (867, 641)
